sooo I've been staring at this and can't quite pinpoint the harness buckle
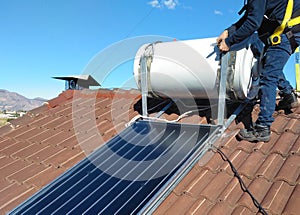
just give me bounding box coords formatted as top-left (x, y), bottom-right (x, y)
top-left (269, 34), bottom-right (281, 45)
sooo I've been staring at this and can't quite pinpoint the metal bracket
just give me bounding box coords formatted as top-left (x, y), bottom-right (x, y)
top-left (140, 51), bottom-right (231, 127)
top-left (217, 53), bottom-right (229, 127)
top-left (140, 54), bottom-right (149, 117)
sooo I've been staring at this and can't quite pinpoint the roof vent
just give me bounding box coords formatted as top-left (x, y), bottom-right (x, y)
top-left (52, 75), bottom-right (100, 90)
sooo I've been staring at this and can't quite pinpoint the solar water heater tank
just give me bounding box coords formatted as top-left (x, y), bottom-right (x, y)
top-left (134, 37), bottom-right (260, 100)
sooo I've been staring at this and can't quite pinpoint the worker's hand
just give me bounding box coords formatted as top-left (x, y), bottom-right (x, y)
top-left (218, 39), bottom-right (230, 52)
top-left (216, 30), bottom-right (228, 44)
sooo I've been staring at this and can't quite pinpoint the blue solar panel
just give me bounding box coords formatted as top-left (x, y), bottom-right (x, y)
top-left (10, 120), bottom-right (219, 215)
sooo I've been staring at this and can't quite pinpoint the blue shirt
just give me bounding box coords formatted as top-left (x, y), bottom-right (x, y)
top-left (225, 0), bottom-right (300, 47)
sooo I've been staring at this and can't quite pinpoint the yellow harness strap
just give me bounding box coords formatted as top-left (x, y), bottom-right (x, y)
top-left (288, 15), bottom-right (300, 27)
top-left (270, 0), bottom-right (294, 45)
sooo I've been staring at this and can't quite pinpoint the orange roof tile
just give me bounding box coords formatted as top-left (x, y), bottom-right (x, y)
top-left (0, 88), bottom-right (299, 214)
top-left (156, 101), bottom-right (300, 215)
top-left (0, 89), bottom-right (141, 213)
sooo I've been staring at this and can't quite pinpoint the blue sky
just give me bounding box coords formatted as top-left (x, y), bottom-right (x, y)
top-left (0, 0), bottom-right (297, 99)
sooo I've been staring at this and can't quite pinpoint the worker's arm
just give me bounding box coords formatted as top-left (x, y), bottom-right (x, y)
top-left (223, 0), bottom-right (266, 50)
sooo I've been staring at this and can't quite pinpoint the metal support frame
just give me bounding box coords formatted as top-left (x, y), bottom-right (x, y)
top-left (137, 51), bottom-right (251, 214)
top-left (217, 53), bottom-right (229, 127)
top-left (140, 52), bottom-right (231, 128)
top-left (140, 54), bottom-right (149, 117)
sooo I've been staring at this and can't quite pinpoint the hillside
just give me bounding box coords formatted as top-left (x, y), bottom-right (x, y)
top-left (0, 89), bottom-right (47, 111)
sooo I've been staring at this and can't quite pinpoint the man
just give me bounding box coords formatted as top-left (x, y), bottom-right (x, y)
top-left (217, 0), bottom-right (299, 142)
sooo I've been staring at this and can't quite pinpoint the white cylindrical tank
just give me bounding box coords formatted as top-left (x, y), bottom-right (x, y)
top-left (134, 37), bottom-right (259, 100)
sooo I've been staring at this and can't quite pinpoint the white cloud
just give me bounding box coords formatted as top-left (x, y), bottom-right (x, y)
top-left (148, 0), bottom-right (180, 10)
top-left (164, 0), bottom-right (177, 10)
top-left (214, 10), bottom-right (223, 15)
top-left (148, 0), bottom-right (161, 8)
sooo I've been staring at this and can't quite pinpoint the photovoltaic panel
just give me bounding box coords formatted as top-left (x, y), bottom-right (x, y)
top-left (10, 120), bottom-right (219, 215)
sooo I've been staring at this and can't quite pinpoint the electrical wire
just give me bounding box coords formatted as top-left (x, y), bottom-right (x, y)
top-left (211, 145), bottom-right (268, 215)
top-left (125, 7), bottom-right (155, 38)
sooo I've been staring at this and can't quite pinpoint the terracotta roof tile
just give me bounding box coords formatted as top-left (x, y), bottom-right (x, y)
top-left (1, 141), bottom-right (31, 158)
top-left (282, 184), bottom-right (300, 215)
top-left (26, 145), bottom-right (65, 164)
top-left (217, 130), bottom-right (240, 151)
top-left (29, 115), bottom-right (56, 128)
top-left (160, 194), bottom-right (196, 215)
top-left (56, 135), bottom-right (78, 148)
top-left (237, 177), bottom-right (272, 212)
top-left (237, 151), bottom-right (266, 179)
top-left (153, 192), bottom-right (179, 215)
top-left (218, 176), bottom-right (252, 207)
top-left (262, 181), bottom-right (295, 215)
top-left (40, 146), bottom-right (71, 166)
top-left (42, 116), bottom-right (69, 130)
top-left (253, 133), bottom-right (281, 155)
top-left (14, 127), bottom-right (45, 141)
top-left (77, 133), bottom-right (104, 154)
top-left (4, 125), bottom-right (32, 139)
top-left (256, 153), bottom-right (285, 181)
top-left (207, 201), bottom-right (234, 215)
top-left (234, 140), bottom-right (257, 154)
top-left (198, 148), bottom-right (232, 173)
top-left (0, 159), bottom-right (30, 179)
top-left (173, 166), bottom-right (203, 196)
top-left (59, 150), bottom-right (86, 169)
top-left (291, 102), bottom-right (300, 114)
top-left (271, 131), bottom-right (299, 156)
top-left (270, 115), bottom-right (289, 134)
top-left (200, 171), bottom-right (233, 202)
top-left (290, 136), bottom-right (300, 156)
top-left (27, 128), bottom-right (62, 144)
top-left (0, 138), bottom-right (19, 151)
top-left (0, 183), bottom-right (36, 214)
top-left (9, 114), bottom-right (35, 128)
top-left (183, 169), bottom-right (216, 198)
top-left (0, 89), bottom-right (144, 213)
top-left (10, 143), bottom-right (47, 161)
top-left (54, 118), bottom-right (74, 131)
top-left (220, 150), bottom-right (250, 176)
top-left (41, 130), bottom-right (71, 146)
top-left (54, 105), bottom-right (72, 117)
top-left (284, 118), bottom-right (300, 134)
top-left (275, 154), bottom-right (300, 185)
top-left (47, 90), bottom-right (74, 108)
top-left (0, 177), bottom-right (12, 192)
top-left (0, 155), bottom-right (16, 169)
top-left (0, 125), bottom-right (14, 137)
top-left (7, 163), bottom-right (49, 184)
top-left (25, 166), bottom-right (66, 189)
top-left (1, 88), bottom-right (300, 214)
top-left (73, 118), bottom-right (97, 134)
top-left (231, 206), bottom-right (256, 215)
top-left (186, 196), bottom-right (214, 215)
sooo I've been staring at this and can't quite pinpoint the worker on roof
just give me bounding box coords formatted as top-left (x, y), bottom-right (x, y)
top-left (217, 0), bottom-right (300, 142)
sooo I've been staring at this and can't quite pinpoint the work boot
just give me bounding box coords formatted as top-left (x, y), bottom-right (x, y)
top-left (277, 91), bottom-right (299, 110)
top-left (237, 124), bottom-right (270, 142)
top-left (253, 124), bottom-right (271, 142)
top-left (237, 128), bottom-right (256, 142)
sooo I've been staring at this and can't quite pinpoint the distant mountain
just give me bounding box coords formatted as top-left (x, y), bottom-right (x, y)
top-left (0, 89), bottom-right (47, 111)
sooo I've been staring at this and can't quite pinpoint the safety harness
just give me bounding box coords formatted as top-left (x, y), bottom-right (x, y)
top-left (240, 0), bottom-right (300, 50)
top-left (270, 0), bottom-right (300, 48)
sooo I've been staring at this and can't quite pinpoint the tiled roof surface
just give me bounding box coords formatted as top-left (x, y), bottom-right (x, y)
top-left (0, 88), bottom-right (299, 214)
top-left (0, 89), bottom-right (141, 214)
top-left (155, 103), bottom-right (300, 215)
